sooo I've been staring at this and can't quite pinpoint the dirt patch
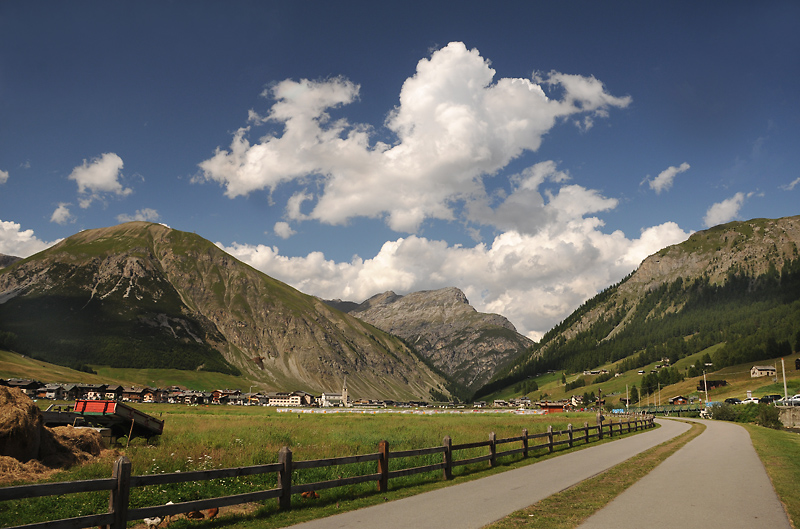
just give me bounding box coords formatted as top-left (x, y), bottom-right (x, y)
top-left (0, 386), bottom-right (107, 484)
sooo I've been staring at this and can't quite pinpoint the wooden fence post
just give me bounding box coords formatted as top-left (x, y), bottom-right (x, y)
top-left (489, 432), bottom-right (497, 467)
top-left (108, 456), bottom-right (131, 529)
top-left (568, 424), bottom-right (573, 448)
top-left (584, 422), bottom-right (589, 444)
top-left (597, 413), bottom-right (604, 440)
top-left (522, 428), bottom-right (528, 458)
top-left (378, 440), bottom-right (389, 492)
top-left (278, 446), bottom-right (292, 511)
top-left (547, 425), bottom-right (553, 452)
top-left (608, 418), bottom-right (613, 437)
top-left (443, 436), bottom-right (452, 480)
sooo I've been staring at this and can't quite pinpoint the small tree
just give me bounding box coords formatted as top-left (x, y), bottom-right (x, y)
top-left (630, 385), bottom-right (639, 404)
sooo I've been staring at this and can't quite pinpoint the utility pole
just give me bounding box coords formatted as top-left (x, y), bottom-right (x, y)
top-left (782, 358), bottom-right (788, 400)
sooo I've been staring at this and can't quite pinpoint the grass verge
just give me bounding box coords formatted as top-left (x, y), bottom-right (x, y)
top-left (482, 420), bottom-right (704, 529)
top-left (744, 424), bottom-right (800, 527)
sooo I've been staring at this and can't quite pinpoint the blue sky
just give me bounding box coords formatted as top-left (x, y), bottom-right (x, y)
top-left (2, 1), bottom-right (799, 339)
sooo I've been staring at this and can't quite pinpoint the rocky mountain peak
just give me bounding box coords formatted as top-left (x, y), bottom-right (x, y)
top-left (327, 287), bottom-right (532, 392)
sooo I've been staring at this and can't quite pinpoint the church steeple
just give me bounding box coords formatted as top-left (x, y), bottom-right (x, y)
top-left (342, 375), bottom-right (350, 407)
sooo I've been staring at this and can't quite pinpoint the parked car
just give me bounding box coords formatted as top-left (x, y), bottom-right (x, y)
top-left (777, 395), bottom-right (800, 406)
top-left (759, 394), bottom-right (783, 404)
top-left (740, 397), bottom-right (760, 405)
top-left (724, 397), bottom-right (742, 405)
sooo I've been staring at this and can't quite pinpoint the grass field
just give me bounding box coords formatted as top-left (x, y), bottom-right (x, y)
top-left (0, 402), bottom-right (645, 528)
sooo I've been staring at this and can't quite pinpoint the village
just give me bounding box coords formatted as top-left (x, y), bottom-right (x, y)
top-left (0, 377), bottom-right (566, 411)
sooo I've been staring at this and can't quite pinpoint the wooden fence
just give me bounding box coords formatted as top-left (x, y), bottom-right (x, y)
top-left (0, 415), bottom-right (654, 529)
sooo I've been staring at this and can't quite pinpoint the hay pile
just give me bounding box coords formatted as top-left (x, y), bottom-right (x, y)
top-left (0, 387), bottom-right (105, 484)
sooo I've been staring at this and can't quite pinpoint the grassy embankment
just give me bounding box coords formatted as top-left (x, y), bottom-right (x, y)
top-left (0, 402), bottom-right (651, 528)
top-left (0, 349), bottom-right (251, 392)
top-left (745, 424), bottom-right (800, 525)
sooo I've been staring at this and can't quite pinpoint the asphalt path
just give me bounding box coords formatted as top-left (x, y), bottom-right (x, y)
top-left (578, 418), bottom-right (791, 529)
top-left (286, 419), bottom-right (690, 529)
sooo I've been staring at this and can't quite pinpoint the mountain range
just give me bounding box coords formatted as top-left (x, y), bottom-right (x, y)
top-left (0, 222), bottom-right (447, 401)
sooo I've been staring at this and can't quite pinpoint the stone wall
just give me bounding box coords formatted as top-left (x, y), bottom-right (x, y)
top-left (778, 406), bottom-right (800, 428)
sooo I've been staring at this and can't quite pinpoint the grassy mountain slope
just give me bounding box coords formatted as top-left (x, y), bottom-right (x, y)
top-left (476, 216), bottom-right (800, 399)
top-left (0, 222), bottom-right (448, 400)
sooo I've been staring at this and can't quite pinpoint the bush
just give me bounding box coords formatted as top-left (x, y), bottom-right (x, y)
top-left (709, 403), bottom-right (737, 421)
top-left (756, 404), bottom-right (783, 429)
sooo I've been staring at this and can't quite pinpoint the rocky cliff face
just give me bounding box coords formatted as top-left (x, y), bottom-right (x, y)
top-left (0, 254), bottom-right (20, 269)
top-left (327, 287), bottom-right (533, 391)
top-left (0, 222), bottom-right (447, 401)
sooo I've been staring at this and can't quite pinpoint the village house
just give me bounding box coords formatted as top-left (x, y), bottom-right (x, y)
top-left (6, 378), bottom-right (43, 397)
top-left (265, 392), bottom-right (302, 406)
top-left (669, 395), bottom-right (688, 405)
top-left (82, 384), bottom-right (107, 400)
top-left (104, 385), bottom-right (123, 401)
top-left (41, 384), bottom-right (65, 400)
top-left (750, 365), bottom-right (777, 378)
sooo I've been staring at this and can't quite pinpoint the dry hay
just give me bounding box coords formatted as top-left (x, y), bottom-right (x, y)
top-left (0, 386), bottom-right (43, 462)
top-left (0, 386), bottom-right (106, 484)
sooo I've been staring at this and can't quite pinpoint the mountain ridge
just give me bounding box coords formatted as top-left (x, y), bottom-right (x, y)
top-left (477, 215), bottom-right (800, 398)
top-left (0, 222), bottom-right (448, 401)
top-left (325, 286), bottom-right (533, 391)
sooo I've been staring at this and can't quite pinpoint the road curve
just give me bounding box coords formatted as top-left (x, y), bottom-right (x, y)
top-left (286, 419), bottom-right (690, 529)
top-left (578, 418), bottom-right (791, 529)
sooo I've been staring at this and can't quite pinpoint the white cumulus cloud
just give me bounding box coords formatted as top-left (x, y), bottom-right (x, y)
top-left (116, 208), bottom-right (160, 223)
top-left (199, 42), bottom-right (631, 234)
top-left (68, 153), bottom-right (131, 208)
top-left (273, 222), bottom-right (296, 239)
top-left (0, 220), bottom-right (60, 258)
top-left (218, 220), bottom-right (689, 340)
top-left (648, 162), bottom-right (690, 194)
top-left (50, 203), bottom-right (75, 225)
top-left (703, 192), bottom-right (752, 228)
top-left (0, 169), bottom-right (8, 185)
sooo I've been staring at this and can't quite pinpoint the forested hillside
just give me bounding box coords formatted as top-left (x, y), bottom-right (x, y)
top-left (476, 217), bottom-right (800, 399)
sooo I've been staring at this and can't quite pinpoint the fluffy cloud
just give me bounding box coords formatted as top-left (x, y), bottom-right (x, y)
top-left (199, 42), bottom-right (631, 234)
top-left (218, 220), bottom-right (689, 340)
top-left (0, 220), bottom-right (59, 257)
top-left (274, 222), bottom-right (296, 239)
top-left (648, 162), bottom-right (690, 194)
top-left (703, 192), bottom-right (752, 228)
top-left (116, 208), bottom-right (160, 223)
top-left (0, 169), bottom-right (8, 185)
top-left (50, 203), bottom-right (75, 225)
top-left (68, 153), bottom-right (131, 208)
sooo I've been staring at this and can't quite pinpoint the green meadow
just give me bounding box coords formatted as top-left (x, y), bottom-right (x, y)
top-left (1, 403), bottom-right (615, 528)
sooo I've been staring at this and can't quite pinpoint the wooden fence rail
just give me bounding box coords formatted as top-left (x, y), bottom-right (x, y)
top-left (0, 414), bottom-right (653, 529)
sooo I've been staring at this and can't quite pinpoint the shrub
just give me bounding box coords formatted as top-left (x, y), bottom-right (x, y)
top-left (756, 404), bottom-right (783, 429)
top-left (709, 403), bottom-right (737, 421)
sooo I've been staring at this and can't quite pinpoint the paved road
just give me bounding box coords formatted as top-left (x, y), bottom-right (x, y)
top-left (578, 418), bottom-right (791, 529)
top-left (286, 420), bottom-right (690, 529)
